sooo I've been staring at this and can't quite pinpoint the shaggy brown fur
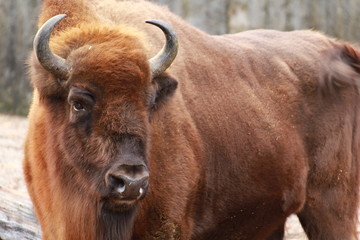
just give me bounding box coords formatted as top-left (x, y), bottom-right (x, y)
top-left (24, 0), bottom-right (360, 239)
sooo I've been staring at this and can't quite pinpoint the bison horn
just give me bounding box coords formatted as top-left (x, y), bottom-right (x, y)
top-left (146, 20), bottom-right (178, 78)
top-left (33, 14), bottom-right (70, 80)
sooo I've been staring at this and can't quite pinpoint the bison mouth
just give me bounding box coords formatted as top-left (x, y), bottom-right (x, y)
top-left (102, 197), bottom-right (139, 212)
top-left (102, 175), bottom-right (149, 212)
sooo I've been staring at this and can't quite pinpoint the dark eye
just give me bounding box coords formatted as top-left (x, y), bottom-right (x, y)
top-left (72, 102), bottom-right (85, 112)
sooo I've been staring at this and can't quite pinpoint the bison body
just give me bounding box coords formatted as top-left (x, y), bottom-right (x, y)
top-left (24, 0), bottom-right (360, 239)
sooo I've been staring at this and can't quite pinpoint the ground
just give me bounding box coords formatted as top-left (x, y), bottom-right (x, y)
top-left (0, 114), bottom-right (357, 239)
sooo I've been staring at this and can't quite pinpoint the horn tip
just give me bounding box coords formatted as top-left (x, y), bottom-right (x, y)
top-left (145, 19), bottom-right (156, 24)
top-left (58, 13), bottom-right (67, 19)
top-left (53, 13), bottom-right (68, 22)
top-left (145, 19), bottom-right (168, 28)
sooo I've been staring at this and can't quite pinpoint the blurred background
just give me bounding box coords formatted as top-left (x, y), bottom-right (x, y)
top-left (0, 0), bottom-right (360, 116)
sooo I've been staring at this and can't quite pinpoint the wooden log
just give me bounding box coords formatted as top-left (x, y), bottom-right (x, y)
top-left (0, 186), bottom-right (41, 240)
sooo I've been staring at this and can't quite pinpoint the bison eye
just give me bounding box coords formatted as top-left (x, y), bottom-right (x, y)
top-left (72, 102), bottom-right (85, 112)
top-left (68, 87), bottom-right (95, 123)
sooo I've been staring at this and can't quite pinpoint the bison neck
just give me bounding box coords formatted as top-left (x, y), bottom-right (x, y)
top-left (95, 205), bottom-right (137, 240)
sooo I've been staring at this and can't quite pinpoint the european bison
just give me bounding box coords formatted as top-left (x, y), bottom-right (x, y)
top-left (24, 0), bottom-right (360, 239)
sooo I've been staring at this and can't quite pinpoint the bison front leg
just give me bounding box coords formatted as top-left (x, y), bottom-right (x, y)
top-left (297, 184), bottom-right (359, 240)
top-left (266, 223), bottom-right (285, 240)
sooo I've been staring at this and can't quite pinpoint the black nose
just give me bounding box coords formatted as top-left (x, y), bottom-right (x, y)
top-left (106, 165), bottom-right (149, 201)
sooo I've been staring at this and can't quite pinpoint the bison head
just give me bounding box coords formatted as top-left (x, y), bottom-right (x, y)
top-left (30, 14), bottom-right (178, 212)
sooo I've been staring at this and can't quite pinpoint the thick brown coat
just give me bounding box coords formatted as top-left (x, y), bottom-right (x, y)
top-left (24, 0), bottom-right (360, 239)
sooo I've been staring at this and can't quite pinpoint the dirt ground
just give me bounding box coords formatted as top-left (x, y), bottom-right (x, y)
top-left (0, 114), bottom-right (357, 239)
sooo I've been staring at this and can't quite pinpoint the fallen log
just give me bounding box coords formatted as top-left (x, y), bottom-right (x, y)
top-left (0, 186), bottom-right (41, 240)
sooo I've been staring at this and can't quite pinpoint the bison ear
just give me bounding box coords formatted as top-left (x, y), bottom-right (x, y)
top-left (149, 73), bottom-right (178, 111)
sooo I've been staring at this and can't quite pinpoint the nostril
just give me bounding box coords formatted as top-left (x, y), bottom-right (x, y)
top-left (109, 175), bottom-right (126, 193)
top-left (106, 165), bottom-right (149, 200)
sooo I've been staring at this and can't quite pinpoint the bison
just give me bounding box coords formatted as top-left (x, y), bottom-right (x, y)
top-left (24, 0), bottom-right (360, 239)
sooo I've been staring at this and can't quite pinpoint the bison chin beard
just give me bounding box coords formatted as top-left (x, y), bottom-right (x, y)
top-left (96, 201), bottom-right (137, 240)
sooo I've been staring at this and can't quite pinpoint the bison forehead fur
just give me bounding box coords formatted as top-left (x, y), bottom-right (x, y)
top-left (31, 23), bottom-right (150, 96)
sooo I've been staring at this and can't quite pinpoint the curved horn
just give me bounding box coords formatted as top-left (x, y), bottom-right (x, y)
top-left (33, 14), bottom-right (70, 79)
top-left (146, 20), bottom-right (178, 78)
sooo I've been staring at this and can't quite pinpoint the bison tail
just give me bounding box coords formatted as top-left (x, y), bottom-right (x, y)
top-left (320, 43), bottom-right (360, 94)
